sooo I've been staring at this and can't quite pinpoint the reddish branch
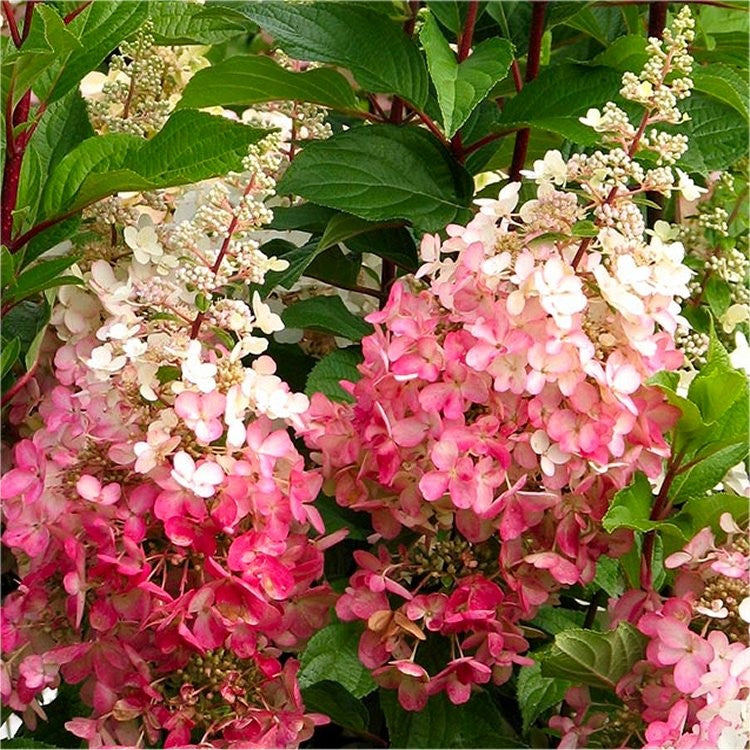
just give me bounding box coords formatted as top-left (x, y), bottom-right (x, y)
top-left (418, 110), bottom-right (451, 148)
top-left (63, 0), bottom-right (92, 25)
top-left (20, 0), bottom-right (37, 44)
top-left (456, 0), bottom-right (479, 62)
top-left (640, 449), bottom-right (686, 589)
top-left (1, 1), bottom-right (90, 250)
top-left (189, 181), bottom-right (256, 339)
top-left (2, 1), bottom-right (21, 47)
top-left (646, 1), bottom-right (668, 227)
top-left (508, 1), bottom-right (547, 181)
top-left (1, 362), bottom-right (38, 407)
top-left (510, 60), bottom-right (524, 93)
top-left (461, 128), bottom-right (518, 158)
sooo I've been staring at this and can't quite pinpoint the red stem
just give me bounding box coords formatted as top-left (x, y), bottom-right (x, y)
top-left (63, 1), bottom-right (92, 25)
top-left (450, 1), bottom-right (480, 161)
top-left (648, 1), bottom-right (668, 38)
top-left (417, 111), bottom-right (451, 149)
top-left (189, 181), bottom-right (255, 339)
top-left (19, 0), bottom-right (36, 44)
top-left (461, 129), bottom-right (516, 157)
top-left (509, 1), bottom-right (547, 181)
top-left (3, 97), bottom-right (48, 248)
top-left (2, 1), bottom-right (21, 47)
top-left (511, 60), bottom-right (524, 93)
top-left (640, 449), bottom-right (685, 589)
top-left (457, 0), bottom-right (479, 62)
top-left (570, 61), bottom-right (667, 269)
top-left (646, 1), bottom-right (667, 227)
top-left (390, 1), bottom-right (420, 123)
top-left (1, 362), bottom-right (38, 407)
top-left (368, 94), bottom-right (388, 121)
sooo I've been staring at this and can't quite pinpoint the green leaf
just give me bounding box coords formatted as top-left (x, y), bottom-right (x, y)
top-left (2, 299), bottom-right (51, 351)
top-left (541, 623), bottom-right (647, 692)
top-left (687, 329), bottom-right (745, 422)
top-left (669, 441), bottom-right (750, 503)
top-left (648, 370), bottom-right (679, 391)
top-left (0, 740), bottom-right (59, 749)
top-left (381, 689), bottom-right (524, 748)
top-left (41, 110), bottom-right (268, 219)
top-left (253, 240), bottom-right (323, 295)
top-left (699, 4), bottom-right (750, 35)
top-left (593, 556), bottom-right (626, 598)
top-left (572, 220), bottom-right (598, 237)
top-left (421, 14), bottom-right (513, 137)
top-left (5, 5), bottom-right (81, 103)
top-left (345, 227), bottom-right (419, 272)
top-left (301, 681), bottom-right (369, 733)
top-left (693, 30), bottom-right (750, 67)
top-left (9, 256), bottom-right (79, 301)
top-left (305, 347), bottom-right (363, 403)
top-left (529, 606), bottom-right (586, 636)
top-left (602, 472), bottom-right (684, 538)
top-left (427, 0), bottom-right (471, 33)
top-left (692, 63), bottom-right (749, 121)
top-left (24, 302), bottom-right (52, 371)
top-left (564, 5), bottom-right (624, 46)
top-left (672, 492), bottom-right (750, 540)
top-left (319, 213), bottom-right (390, 253)
top-left (282, 296), bottom-right (372, 341)
top-left (156, 365), bottom-right (182, 385)
top-left (278, 124), bottom-right (473, 233)
top-left (34, 1), bottom-right (149, 105)
top-left (517, 659), bottom-right (571, 732)
top-left (677, 92), bottom-right (748, 174)
top-left (234, 1), bottom-right (429, 107)
top-left (17, 89), bottom-right (93, 238)
top-left (496, 64), bottom-right (622, 144)
top-left (298, 621), bottom-right (376, 698)
top-left (179, 55), bottom-right (357, 111)
top-left (1, 337), bottom-right (21, 379)
top-left (269, 204), bottom-right (336, 233)
top-left (23, 215), bottom-right (81, 267)
top-left (150, 3), bottom-right (246, 44)
top-left (319, 213), bottom-right (418, 271)
top-left (592, 35), bottom-right (648, 72)
top-left (704, 276), bottom-right (732, 317)
top-left (1, 246), bottom-right (15, 290)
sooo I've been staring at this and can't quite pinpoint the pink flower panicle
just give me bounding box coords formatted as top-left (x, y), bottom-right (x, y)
top-left (303, 178), bottom-right (685, 709)
top-left (604, 520), bottom-right (750, 749)
top-left (0, 134), bottom-right (330, 748)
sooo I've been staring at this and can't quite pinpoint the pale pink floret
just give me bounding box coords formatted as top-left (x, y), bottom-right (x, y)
top-left (174, 390), bottom-right (226, 443)
top-left (170, 451), bottom-right (224, 498)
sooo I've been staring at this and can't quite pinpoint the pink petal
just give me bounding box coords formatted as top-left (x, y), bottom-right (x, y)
top-left (419, 471), bottom-right (449, 502)
top-left (76, 474), bottom-right (102, 501)
top-left (174, 390), bottom-right (201, 420)
top-left (99, 483), bottom-right (121, 505)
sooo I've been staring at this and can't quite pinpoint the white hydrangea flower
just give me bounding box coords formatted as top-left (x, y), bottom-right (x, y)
top-left (251, 291), bottom-right (284, 335)
top-left (729, 331), bottom-right (750, 374)
top-left (171, 452), bottom-right (224, 498)
top-left (85, 344), bottom-right (127, 378)
top-left (579, 108), bottom-right (603, 130)
top-left (474, 182), bottom-right (521, 219)
top-left (180, 340), bottom-right (217, 393)
top-left (530, 430), bottom-right (571, 477)
top-left (719, 304), bottom-right (749, 334)
top-left (675, 168), bottom-right (707, 202)
top-left (521, 150), bottom-right (568, 186)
